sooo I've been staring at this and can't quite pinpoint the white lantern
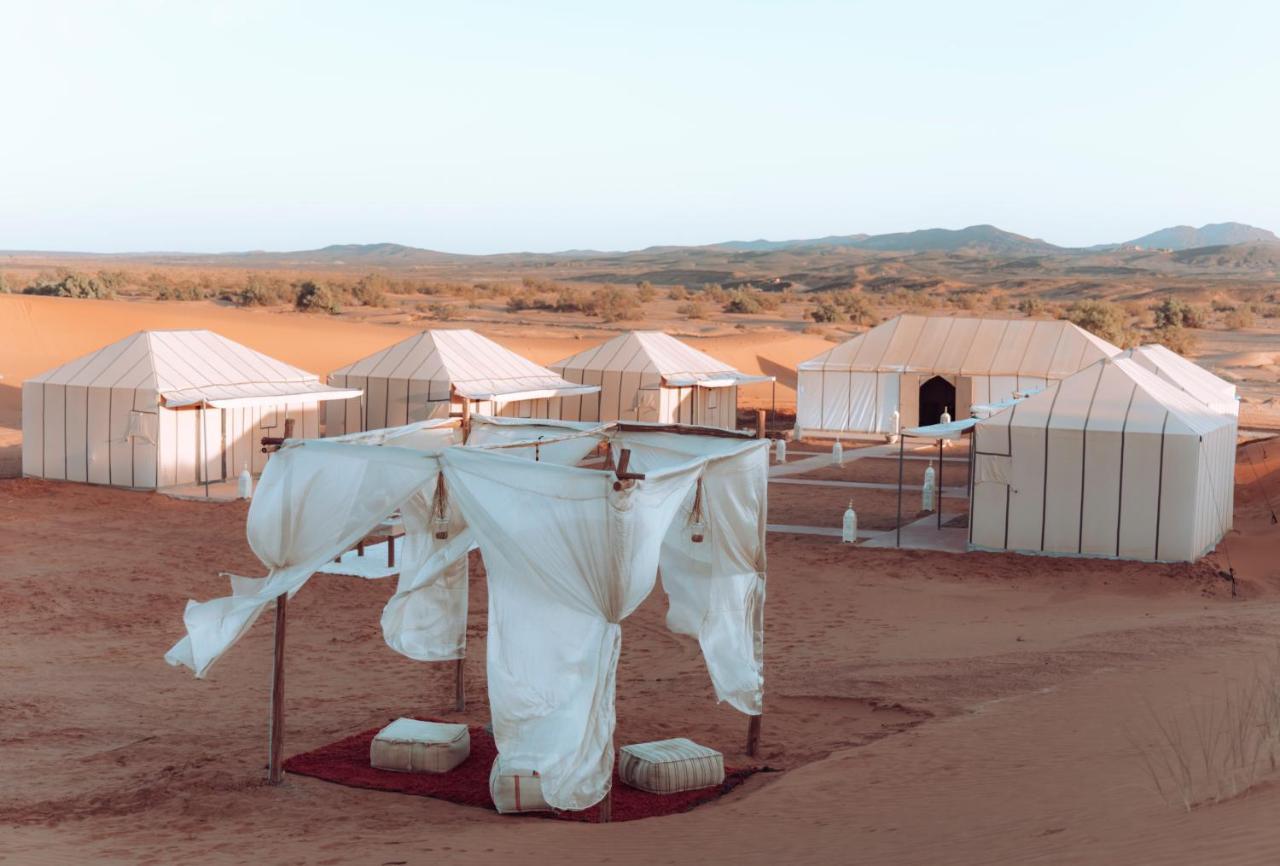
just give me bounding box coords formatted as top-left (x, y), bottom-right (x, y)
top-left (940, 406), bottom-right (952, 425)
top-left (922, 460), bottom-right (936, 512)
top-left (891, 408), bottom-right (901, 437)
top-left (841, 500), bottom-right (858, 544)
top-left (775, 438), bottom-right (787, 464)
top-left (832, 438), bottom-right (844, 466)
top-left (237, 464), bottom-right (253, 500)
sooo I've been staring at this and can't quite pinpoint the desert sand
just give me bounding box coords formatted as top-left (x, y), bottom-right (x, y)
top-left (3, 297), bottom-right (1280, 865)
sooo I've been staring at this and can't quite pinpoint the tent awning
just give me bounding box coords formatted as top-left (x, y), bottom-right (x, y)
top-left (903, 418), bottom-right (976, 440)
top-left (662, 373), bottom-right (774, 388)
top-left (163, 381), bottom-right (363, 409)
top-left (453, 381), bottom-right (600, 402)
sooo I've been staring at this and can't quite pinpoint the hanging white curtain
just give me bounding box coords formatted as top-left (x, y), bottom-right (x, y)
top-left (611, 431), bottom-right (768, 716)
top-left (164, 440), bottom-right (437, 677)
top-left (440, 446), bottom-right (703, 811)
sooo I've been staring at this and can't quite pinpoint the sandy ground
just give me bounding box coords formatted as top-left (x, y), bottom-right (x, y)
top-left (0, 440), bottom-right (1278, 864)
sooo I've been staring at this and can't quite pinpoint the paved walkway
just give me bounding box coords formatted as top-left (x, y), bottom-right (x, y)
top-left (771, 477), bottom-right (968, 499)
top-left (861, 513), bottom-right (969, 553)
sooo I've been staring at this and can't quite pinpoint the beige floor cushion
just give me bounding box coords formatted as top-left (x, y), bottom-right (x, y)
top-left (489, 757), bottom-right (550, 813)
top-left (619, 738), bottom-right (724, 794)
top-left (369, 718), bottom-right (470, 773)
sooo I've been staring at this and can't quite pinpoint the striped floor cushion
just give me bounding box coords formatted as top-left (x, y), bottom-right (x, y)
top-left (619, 738), bottom-right (724, 794)
top-left (369, 718), bottom-right (470, 774)
top-left (489, 757), bottom-right (550, 814)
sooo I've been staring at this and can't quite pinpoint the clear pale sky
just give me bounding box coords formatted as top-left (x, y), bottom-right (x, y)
top-left (3, 1), bottom-right (1277, 254)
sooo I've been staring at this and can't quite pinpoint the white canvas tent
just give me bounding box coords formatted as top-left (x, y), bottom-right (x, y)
top-left (325, 329), bottom-right (598, 435)
top-left (1124, 344), bottom-right (1239, 416)
top-left (166, 417), bottom-right (768, 814)
top-left (969, 356), bottom-right (1236, 562)
top-left (551, 331), bottom-right (772, 429)
top-left (21, 330), bottom-right (358, 489)
top-left (795, 315), bottom-right (1121, 437)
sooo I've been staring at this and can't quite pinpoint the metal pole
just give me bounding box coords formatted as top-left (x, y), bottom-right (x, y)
top-left (202, 403), bottom-right (210, 498)
top-left (268, 592), bottom-right (288, 784)
top-left (937, 438), bottom-right (943, 530)
top-left (770, 379), bottom-right (776, 433)
top-left (896, 434), bottom-right (904, 548)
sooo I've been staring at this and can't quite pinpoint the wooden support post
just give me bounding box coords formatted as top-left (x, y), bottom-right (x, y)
top-left (454, 657), bottom-right (465, 712)
top-left (387, 534), bottom-right (395, 568)
top-left (746, 714), bottom-right (762, 757)
top-left (268, 592), bottom-right (288, 785)
top-left (755, 409), bottom-right (766, 439)
top-left (461, 398), bottom-right (472, 443)
top-left (357, 539), bottom-right (365, 557)
top-left (895, 434), bottom-right (905, 548)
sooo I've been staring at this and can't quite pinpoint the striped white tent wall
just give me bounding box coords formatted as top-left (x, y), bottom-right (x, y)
top-left (325, 329), bottom-right (597, 436)
top-left (796, 315), bottom-right (1122, 436)
top-left (969, 357), bottom-right (1235, 562)
top-left (21, 330), bottom-right (354, 489)
top-left (550, 331), bottom-right (771, 430)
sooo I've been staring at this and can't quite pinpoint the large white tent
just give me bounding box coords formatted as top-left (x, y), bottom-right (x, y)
top-left (166, 417), bottom-right (768, 813)
top-left (796, 315), bottom-right (1121, 438)
top-left (21, 330), bottom-right (358, 489)
top-left (1125, 344), bottom-right (1239, 416)
top-left (324, 329), bottom-right (598, 435)
top-left (969, 356), bottom-right (1236, 562)
top-left (551, 331), bottom-right (772, 429)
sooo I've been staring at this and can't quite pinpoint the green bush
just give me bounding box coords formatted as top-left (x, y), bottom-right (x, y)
top-left (809, 302), bottom-right (848, 324)
top-left (1152, 297), bottom-right (1206, 329)
top-left (676, 301), bottom-right (706, 319)
top-left (294, 280), bottom-right (342, 314)
top-left (352, 273), bottom-right (390, 307)
top-left (723, 290), bottom-right (764, 314)
top-left (591, 285), bottom-right (642, 322)
top-left (23, 270), bottom-right (118, 300)
top-left (1064, 299), bottom-right (1127, 345)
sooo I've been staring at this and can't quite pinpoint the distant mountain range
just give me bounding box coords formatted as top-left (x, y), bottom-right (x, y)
top-left (1121, 222), bottom-right (1279, 251)
top-left (4, 222), bottom-right (1276, 265)
top-left (713, 222), bottom-right (1277, 256)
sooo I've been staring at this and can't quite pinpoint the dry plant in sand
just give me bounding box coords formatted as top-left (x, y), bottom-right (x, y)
top-left (1130, 650), bottom-right (1280, 811)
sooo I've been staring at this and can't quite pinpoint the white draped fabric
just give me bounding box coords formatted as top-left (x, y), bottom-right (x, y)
top-left (440, 446), bottom-right (703, 811)
top-left (164, 440), bottom-right (438, 677)
top-left (466, 415), bottom-right (606, 465)
top-left (612, 432), bottom-right (768, 715)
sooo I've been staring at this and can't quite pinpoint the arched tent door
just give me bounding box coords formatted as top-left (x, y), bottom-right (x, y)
top-left (918, 375), bottom-right (955, 426)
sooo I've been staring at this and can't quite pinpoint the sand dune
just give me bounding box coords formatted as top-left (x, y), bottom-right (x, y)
top-left (0, 296), bottom-right (831, 429)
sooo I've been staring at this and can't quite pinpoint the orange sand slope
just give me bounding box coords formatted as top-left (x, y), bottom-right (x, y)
top-left (0, 295), bottom-right (828, 429)
top-left (1, 437), bottom-right (1279, 863)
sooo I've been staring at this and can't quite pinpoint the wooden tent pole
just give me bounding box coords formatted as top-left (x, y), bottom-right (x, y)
top-left (268, 591), bottom-right (288, 784)
top-left (454, 658), bottom-right (465, 712)
top-left (746, 713), bottom-right (762, 756)
top-left (461, 398), bottom-right (471, 443)
top-left (755, 409), bottom-right (766, 439)
top-left (896, 434), bottom-right (905, 548)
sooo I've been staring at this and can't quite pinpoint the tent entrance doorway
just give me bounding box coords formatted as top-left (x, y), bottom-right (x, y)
top-left (918, 375), bottom-right (955, 426)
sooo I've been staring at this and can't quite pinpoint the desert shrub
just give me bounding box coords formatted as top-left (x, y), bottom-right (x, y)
top-left (1151, 325), bottom-right (1198, 354)
top-left (236, 274), bottom-right (290, 306)
top-left (1018, 297), bottom-right (1045, 317)
top-left (0, 272), bottom-right (9, 293)
top-left (699, 283), bottom-right (730, 304)
top-left (294, 280), bottom-right (342, 314)
top-left (723, 290), bottom-right (764, 314)
top-left (1211, 298), bottom-right (1237, 313)
top-left (429, 303), bottom-right (457, 321)
top-left (668, 285), bottom-right (689, 301)
top-left (1064, 299), bottom-right (1127, 345)
top-left (676, 301), bottom-right (706, 319)
top-left (552, 287), bottom-right (589, 312)
top-left (591, 285), bottom-right (641, 322)
top-left (831, 291), bottom-right (877, 325)
top-left (809, 302), bottom-right (848, 324)
top-left (506, 293), bottom-right (534, 313)
top-left (635, 281), bottom-right (657, 303)
top-left (1223, 308), bottom-right (1256, 330)
top-left (23, 270), bottom-right (118, 300)
top-left (352, 273), bottom-right (390, 307)
top-left (1152, 297), bottom-right (1207, 329)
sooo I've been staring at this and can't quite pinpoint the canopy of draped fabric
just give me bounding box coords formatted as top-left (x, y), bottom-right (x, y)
top-left (165, 417), bottom-right (767, 811)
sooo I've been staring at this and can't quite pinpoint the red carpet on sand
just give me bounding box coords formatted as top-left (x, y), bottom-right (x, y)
top-left (283, 719), bottom-right (759, 822)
